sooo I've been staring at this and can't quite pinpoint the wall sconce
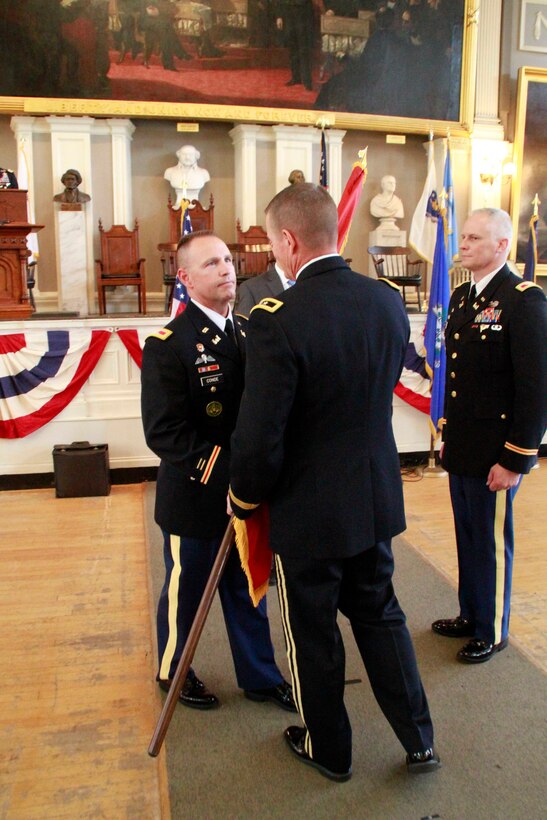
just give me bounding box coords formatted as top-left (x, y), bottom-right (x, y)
top-left (480, 171), bottom-right (497, 186)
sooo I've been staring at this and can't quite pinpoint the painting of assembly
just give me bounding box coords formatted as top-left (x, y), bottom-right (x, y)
top-left (1, 0), bottom-right (464, 121)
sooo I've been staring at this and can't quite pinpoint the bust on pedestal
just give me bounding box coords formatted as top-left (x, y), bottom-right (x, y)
top-left (164, 145), bottom-right (210, 210)
top-left (53, 169), bottom-right (91, 315)
top-left (369, 174), bottom-right (406, 274)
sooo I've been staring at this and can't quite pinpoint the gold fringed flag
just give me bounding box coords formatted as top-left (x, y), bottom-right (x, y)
top-left (233, 505), bottom-right (272, 607)
top-left (337, 148), bottom-right (368, 254)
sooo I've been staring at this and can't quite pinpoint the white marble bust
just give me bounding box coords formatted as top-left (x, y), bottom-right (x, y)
top-left (164, 145), bottom-right (210, 209)
top-left (370, 175), bottom-right (404, 222)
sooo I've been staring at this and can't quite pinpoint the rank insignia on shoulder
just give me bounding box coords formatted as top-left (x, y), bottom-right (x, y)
top-left (515, 281), bottom-right (541, 292)
top-left (378, 278), bottom-right (401, 291)
top-left (251, 297), bottom-right (284, 314)
top-left (146, 328), bottom-right (172, 341)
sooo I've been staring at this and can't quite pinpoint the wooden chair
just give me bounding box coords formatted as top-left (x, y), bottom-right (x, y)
top-left (367, 246), bottom-right (423, 311)
top-left (228, 242), bottom-right (274, 283)
top-left (159, 194), bottom-right (215, 311)
top-left (236, 220), bottom-right (269, 245)
top-left (450, 262), bottom-right (472, 291)
top-left (95, 220), bottom-right (146, 315)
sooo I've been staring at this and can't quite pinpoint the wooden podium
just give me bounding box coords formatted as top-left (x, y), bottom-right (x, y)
top-left (0, 189), bottom-right (43, 320)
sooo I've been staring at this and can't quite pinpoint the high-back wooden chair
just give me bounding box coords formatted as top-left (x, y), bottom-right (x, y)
top-left (228, 242), bottom-right (274, 282)
top-left (95, 220), bottom-right (146, 315)
top-left (236, 220), bottom-right (269, 245)
top-left (160, 194), bottom-right (215, 311)
top-left (367, 246), bottom-right (423, 311)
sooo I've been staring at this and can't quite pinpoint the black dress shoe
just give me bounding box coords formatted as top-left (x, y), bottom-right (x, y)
top-left (244, 680), bottom-right (297, 712)
top-left (431, 616), bottom-right (475, 638)
top-left (406, 748), bottom-right (441, 774)
top-left (158, 675), bottom-right (219, 709)
top-left (457, 637), bottom-right (508, 664)
top-left (284, 726), bottom-right (352, 782)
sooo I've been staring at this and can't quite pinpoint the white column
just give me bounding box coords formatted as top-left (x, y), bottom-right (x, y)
top-left (10, 116), bottom-right (40, 297)
top-left (106, 119), bottom-right (135, 227)
top-left (46, 116), bottom-right (95, 313)
top-left (470, 0), bottom-right (506, 210)
top-left (272, 125), bottom-right (316, 192)
top-left (325, 129), bottom-right (347, 205)
top-left (229, 124), bottom-right (261, 231)
top-left (474, 0), bottom-right (503, 126)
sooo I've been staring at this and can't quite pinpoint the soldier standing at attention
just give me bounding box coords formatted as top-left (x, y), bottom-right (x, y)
top-left (141, 230), bottom-right (295, 712)
top-left (433, 208), bottom-right (547, 663)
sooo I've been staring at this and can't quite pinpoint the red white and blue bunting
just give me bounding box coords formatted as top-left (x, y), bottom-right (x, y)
top-left (0, 324), bottom-right (431, 439)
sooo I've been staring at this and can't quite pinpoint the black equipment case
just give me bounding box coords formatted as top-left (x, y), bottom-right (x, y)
top-left (52, 441), bottom-right (110, 498)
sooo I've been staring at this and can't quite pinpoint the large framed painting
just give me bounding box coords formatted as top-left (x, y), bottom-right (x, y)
top-left (511, 66), bottom-right (547, 274)
top-left (0, 0), bottom-right (477, 135)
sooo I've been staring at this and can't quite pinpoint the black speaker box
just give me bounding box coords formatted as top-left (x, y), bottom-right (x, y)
top-left (52, 441), bottom-right (110, 498)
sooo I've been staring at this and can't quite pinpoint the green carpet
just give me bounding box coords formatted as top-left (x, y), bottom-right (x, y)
top-left (144, 483), bottom-right (546, 820)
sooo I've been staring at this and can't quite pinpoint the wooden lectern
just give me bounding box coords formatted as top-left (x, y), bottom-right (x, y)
top-left (0, 189), bottom-right (43, 320)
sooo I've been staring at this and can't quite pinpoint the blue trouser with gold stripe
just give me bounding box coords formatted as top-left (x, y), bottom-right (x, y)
top-left (449, 473), bottom-right (520, 645)
top-left (275, 541), bottom-right (434, 773)
top-left (157, 531), bottom-right (283, 690)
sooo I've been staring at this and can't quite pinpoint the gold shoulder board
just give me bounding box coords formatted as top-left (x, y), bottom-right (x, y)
top-left (515, 281), bottom-right (541, 292)
top-left (251, 297), bottom-right (284, 314)
top-left (378, 278), bottom-right (401, 291)
top-left (146, 328), bottom-right (173, 341)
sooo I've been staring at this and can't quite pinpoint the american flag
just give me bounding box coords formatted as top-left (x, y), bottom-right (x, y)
top-left (169, 206), bottom-right (193, 320)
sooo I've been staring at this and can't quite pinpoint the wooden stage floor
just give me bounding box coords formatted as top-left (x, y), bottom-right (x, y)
top-left (0, 463), bottom-right (545, 817)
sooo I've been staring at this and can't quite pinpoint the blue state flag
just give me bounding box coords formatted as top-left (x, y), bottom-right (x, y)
top-left (170, 205), bottom-right (193, 320)
top-left (523, 213), bottom-right (538, 282)
top-left (424, 208), bottom-right (450, 437)
top-left (443, 144), bottom-right (458, 269)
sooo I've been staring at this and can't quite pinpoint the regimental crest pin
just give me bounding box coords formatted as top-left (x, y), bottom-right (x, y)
top-left (206, 401), bottom-right (223, 417)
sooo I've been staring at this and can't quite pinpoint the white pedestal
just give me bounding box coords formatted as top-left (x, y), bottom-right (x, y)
top-left (58, 210), bottom-right (88, 315)
top-left (369, 222), bottom-right (406, 277)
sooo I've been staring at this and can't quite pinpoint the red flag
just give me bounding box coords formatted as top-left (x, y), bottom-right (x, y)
top-left (233, 505), bottom-right (272, 607)
top-left (337, 149), bottom-right (368, 254)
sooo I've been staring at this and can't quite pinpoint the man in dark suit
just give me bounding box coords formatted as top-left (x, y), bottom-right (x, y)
top-left (229, 184), bottom-right (438, 781)
top-left (433, 208), bottom-right (547, 663)
top-left (234, 262), bottom-right (292, 317)
top-left (275, 0), bottom-right (315, 90)
top-left (141, 230), bottom-right (295, 712)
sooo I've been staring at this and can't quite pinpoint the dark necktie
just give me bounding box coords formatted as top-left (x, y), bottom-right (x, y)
top-left (467, 284), bottom-right (477, 313)
top-left (225, 318), bottom-right (239, 353)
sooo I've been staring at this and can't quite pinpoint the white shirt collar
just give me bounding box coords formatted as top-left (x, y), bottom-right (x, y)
top-left (191, 298), bottom-right (232, 332)
top-left (274, 263), bottom-right (293, 290)
top-left (473, 264), bottom-right (505, 296)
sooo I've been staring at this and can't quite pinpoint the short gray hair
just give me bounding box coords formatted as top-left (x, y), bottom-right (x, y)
top-left (469, 208), bottom-right (513, 244)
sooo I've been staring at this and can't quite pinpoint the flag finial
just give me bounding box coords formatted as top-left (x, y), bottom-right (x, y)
top-left (532, 193), bottom-right (541, 217)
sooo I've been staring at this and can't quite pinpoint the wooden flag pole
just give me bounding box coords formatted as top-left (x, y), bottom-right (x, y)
top-left (148, 516), bottom-right (235, 757)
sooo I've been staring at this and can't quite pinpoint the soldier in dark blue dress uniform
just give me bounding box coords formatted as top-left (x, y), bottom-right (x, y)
top-left (141, 231), bottom-right (294, 712)
top-left (229, 184), bottom-right (439, 781)
top-left (433, 208), bottom-right (547, 663)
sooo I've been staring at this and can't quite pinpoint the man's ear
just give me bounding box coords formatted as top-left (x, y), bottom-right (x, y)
top-left (281, 228), bottom-right (296, 251)
top-left (179, 267), bottom-right (192, 289)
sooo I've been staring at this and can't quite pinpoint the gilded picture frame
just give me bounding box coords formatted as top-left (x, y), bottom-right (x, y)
top-left (0, 0), bottom-right (477, 137)
top-left (510, 66), bottom-right (547, 275)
